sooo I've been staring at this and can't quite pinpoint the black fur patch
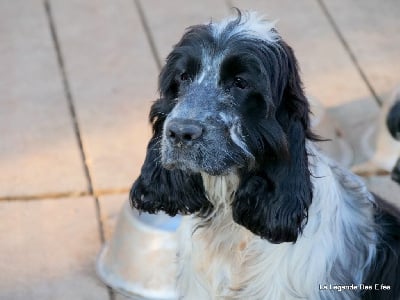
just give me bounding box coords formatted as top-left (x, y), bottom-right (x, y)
top-left (386, 101), bottom-right (400, 140)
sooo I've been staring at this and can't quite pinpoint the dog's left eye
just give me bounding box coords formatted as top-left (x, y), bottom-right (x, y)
top-left (233, 77), bottom-right (248, 89)
top-left (180, 72), bottom-right (190, 81)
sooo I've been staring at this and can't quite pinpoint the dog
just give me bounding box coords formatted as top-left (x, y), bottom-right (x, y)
top-left (387, 97), bottom-right (400, 183)
top-left (130, 10), bottom-right (400, 300)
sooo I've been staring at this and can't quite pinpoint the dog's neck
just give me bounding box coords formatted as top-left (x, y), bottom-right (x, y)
top-left (178, 173), bottom-right (248, 297)
top-left (200, 172), bottom-right (240, 217)
top-left (197, 172), bottom-right (246, 246)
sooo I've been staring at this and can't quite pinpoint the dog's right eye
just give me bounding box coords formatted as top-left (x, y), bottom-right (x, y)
top-left (180, 72), bottom-right (190, 81)
top-left (233, 77), bottom-right (248, 89)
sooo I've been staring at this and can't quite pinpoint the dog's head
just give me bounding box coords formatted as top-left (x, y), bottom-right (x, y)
top-left (386, 99), bottom-right (400, 183)
top-left (130, 11), bottom-right (316, 243)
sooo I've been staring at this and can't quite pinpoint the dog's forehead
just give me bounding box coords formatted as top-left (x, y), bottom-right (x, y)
top-left (191, 12), bottom-right (279, 84)
top-left (196, 51), bottom-right (223, 85)
top-left (210, 11), bottom-right (279, 43)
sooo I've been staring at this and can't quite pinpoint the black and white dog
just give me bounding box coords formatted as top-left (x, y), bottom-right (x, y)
top-left (130, 11), bottom-right (400, 300)
top-left (387, 97), bottom-right (400, 183)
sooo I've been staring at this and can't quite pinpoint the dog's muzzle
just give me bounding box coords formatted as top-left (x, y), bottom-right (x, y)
top-left (160, 82), bottom-right (250, 175)
top-left (161, 116), bottom-right (209, 172)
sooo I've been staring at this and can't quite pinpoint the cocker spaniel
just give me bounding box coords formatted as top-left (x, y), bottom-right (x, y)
top-left (130, 11), bottom-right (400, 300)
top-left (387, 97), bottom-right (400, 183)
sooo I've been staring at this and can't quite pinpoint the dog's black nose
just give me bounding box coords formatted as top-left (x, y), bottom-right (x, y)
top-left (166, 120), bottom-right (203, 145)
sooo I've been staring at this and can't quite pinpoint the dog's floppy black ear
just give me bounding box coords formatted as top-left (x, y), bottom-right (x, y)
top-left (130, 99), bottom-right (212, 216)
top-left (387, 100), bottom-right (400, 183)
top-left (232, 42), bottom-right (314, 243)
top-left (387, 100), bottom-right (400, 140)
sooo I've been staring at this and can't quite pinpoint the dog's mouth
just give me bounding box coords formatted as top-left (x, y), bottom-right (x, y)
top-left (160, 131), bottom-right (245, 176)
top-left (161, 148), bottom-right (235, 176)
top-left (162, 155), bottom-right (200, 173)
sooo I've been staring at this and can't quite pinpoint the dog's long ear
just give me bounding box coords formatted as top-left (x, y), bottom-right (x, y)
top-left (130, 99), bottom-right (211, 216)
top-left (232, 42), bottom-right (314, 243)
top-left (386, 100), bottom-right (400, 140)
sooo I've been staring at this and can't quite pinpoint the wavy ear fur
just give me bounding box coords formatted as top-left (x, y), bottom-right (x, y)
top-left (232, 42), bottom-right (314, 243)
top-left (386, 100), bottom-right (400, 140)
top-left (387, 100), bottom-right (400, 183)
top-left (129, 100), bottom-right (212, 216)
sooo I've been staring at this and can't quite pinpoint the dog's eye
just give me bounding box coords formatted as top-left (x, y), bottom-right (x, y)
top-left (180, 72), bottom-right (190, 81)
top-left (233, 77), bottom-right (248, 89)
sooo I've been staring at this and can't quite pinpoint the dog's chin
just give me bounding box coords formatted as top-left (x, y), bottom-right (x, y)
top-left (162, 157), bottom-right (233, 176)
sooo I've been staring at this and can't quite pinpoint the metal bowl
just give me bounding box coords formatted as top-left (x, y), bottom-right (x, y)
top-left (96, 201), bottom-right (181, 299)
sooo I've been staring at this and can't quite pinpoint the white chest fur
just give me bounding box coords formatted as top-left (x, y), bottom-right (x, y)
top-left (176, 153), bottom-right (377, 300)
top-left (177, 174), bottom-right (247, 298)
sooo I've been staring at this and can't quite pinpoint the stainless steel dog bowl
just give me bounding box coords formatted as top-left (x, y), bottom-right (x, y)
top-left (96, 201), bottom-right (180, 299)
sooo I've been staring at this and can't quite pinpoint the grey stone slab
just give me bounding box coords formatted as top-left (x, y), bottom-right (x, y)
top-left (323, 0), bottom-right (400, 99)
top-left (139, 0), bottom-right (229, 62)
top-left (0, 196), bottom-right (109, 300)
top-left (232, 0), bottom-right (376, 109)
top-left (50, 0), bottom-right (158, 193)
top-left (0, 0), bottom-right (88, 197)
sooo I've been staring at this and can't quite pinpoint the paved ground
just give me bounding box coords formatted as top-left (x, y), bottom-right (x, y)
top-left (1, 0), bottom-right (399, 299)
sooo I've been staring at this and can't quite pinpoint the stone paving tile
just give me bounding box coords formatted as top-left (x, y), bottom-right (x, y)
top-left (50, 0), bottom-right (158, 193)
top-left (139, 0), bottom-right (229, 62)
top-left (232, 0), bottom-right (376, 109)
top-left (0, 196), bottom-right (109, 300)
top-left (0, 0), bottom-right (88, 197)
top-left (323, 0), bottom-right (400, 99)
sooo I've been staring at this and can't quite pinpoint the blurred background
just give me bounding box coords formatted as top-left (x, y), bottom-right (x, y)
top-left (0, 0), bottom-right (399, 299)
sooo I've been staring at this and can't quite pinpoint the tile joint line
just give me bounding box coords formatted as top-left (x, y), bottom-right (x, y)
top-left (133, 0), bottom-right (162, 71)
top-left (0, 188), bottom-right (130, 202)
top-left (44, 0), bottom-right (94, 197)
top-left (44, 1), bottom-right (114, 298)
